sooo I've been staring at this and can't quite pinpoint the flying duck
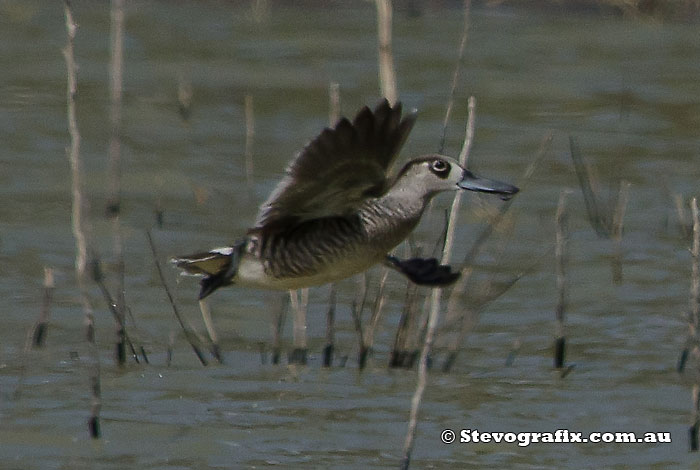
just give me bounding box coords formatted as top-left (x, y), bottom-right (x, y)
top-left (173, 99), bottom-right (518, 299)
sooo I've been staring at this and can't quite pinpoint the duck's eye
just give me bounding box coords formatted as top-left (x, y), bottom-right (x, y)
top-left (430, 159), bottom-right (450, 175)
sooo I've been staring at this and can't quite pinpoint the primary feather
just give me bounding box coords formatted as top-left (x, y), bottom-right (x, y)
top-left (253, 99), bottom-right (416, 231)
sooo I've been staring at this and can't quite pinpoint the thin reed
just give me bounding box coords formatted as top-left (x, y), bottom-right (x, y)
top-left (289, 288), bottom-right (309, 364)
top-left (611, 180), bottom-right (631, 284)
top-left (244, 94), bottom-right (255, 184)
top-left (146, 231), bottom-right (208, 366)
top-left (438, 0), bottom-right (472, 154)
top-left (107, 0), bottom-right (127, 365)
top-left (63, 0), bottom-right (101, 439)
top-left (375, 0), bottom-right (397, 105)
top-left (323, 82), bottom-right (341, 367)
top-left (554, 190), bottom-right (570, 373)
top-left (689, 197), bottom-right (700, 451)
top-left (401, 96), bottom-right (476, 470)
top-left (31, 267), bottom-right (55, 348)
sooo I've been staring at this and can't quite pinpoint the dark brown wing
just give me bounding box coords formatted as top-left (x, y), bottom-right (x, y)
top-left (252, 99), bottom-right (417, 231)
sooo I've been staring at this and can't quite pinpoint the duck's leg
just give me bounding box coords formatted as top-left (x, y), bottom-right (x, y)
top-left (384, 255), bottom-right (460, 287)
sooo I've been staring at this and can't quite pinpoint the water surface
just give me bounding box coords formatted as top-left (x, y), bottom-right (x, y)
top-left (1, 2), bottom-right (699, 468)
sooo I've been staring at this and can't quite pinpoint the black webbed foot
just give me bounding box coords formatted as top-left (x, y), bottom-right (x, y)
top-left (385, 256), bottom-right (460, 287)
top-left (199, 268), bottom-right (231, 300)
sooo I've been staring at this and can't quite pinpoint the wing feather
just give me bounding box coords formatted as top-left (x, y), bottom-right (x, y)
top-left (253, 99), bottom-right (416, 231)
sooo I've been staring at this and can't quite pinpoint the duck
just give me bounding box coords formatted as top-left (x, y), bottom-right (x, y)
top-left (173, 99), bottom-right (518, 299)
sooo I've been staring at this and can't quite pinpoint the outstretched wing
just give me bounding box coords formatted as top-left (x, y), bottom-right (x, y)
top-left (252, 99), bottom-right (417, 231)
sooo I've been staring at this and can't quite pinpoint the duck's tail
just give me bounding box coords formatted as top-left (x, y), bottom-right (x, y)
top-left (171, 245), bottom-right (240, 299)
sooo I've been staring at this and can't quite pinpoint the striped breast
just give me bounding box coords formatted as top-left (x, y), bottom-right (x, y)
top-left (234, 202), bottom-right (421, 290)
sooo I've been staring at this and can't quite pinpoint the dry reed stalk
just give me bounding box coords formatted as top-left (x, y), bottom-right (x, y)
top-left (554, 189), bottom-right (570, 371)
top-left (611, 180), bottom-right (631, 284)
top-left (505, 339), bottom-right (522, 367)
top-left (329, 82), bottom-right (340, 124)
top-left (363, 268), bottom-right (390, 365)
top-left (693, 384), bottom-right (700, 451)
top-left (271, 294), bottom-right (287, 365)
top-left (288, 288), bottom-right (309, 364)
top-left (323, 285), bottom-right (336, 367)
top-left (400, 97), bottom-right (476, 470)
top-left (92, 259), bottom-right (141, 363)
top-left (389, 238), bottom-right (430, 369)
top-left (411, 96), bottom-right (473, 368)
top-left (690, 197), bottom-right (700, 451)
top-left (32, 267), bottom-right (55, 348)
top-left (177, 73), bottom-right (193, 121)
top-left (146, 231), bottom-right (208, 366)
top-left (350, 274), bottom-right (370, 365)
top-left (15, 267), bottom-right (57, 400)
top-left (569, 136), bottom-right (611, 238)
top-left (691, 198), bottom-right (699, 333)
top-left (673, 193), bottom-right (690, 239)
top-left (199, 299), bottom-right (223, 362)
top-left (166, 330), bottom-right (175, 366)
top-left (440, 266), bottom-right (472, 369)
top-left (351, 269), bottom-right (390, 369)
top-left (244, 94), bottom-right (254, 184)
top-left (107, 0), bottom-right (127, 366)
top-left (438, 0), bottom-right (471, 154)
top-left (106, 0), bottom-right (124, 218)
top-left (323, 83), bottom-right (341, 368)
top-left (390, 281), bottom-right (420, 368)
top-left (63, 0), bottom-right (101, 439)
top-left (375, 0), bottom-right (397, 104)
top-left (441, 272), bottom-right (522, 371)
top-left (441, 132), bottom-right (549, 370)
top-left (463, 132), bottom-right (552, 266)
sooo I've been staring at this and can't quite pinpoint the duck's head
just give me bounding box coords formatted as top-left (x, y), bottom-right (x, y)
top-left (394, 155), bottom-right (519, 201)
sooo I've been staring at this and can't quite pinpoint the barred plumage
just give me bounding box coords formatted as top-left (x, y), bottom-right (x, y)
top-left (173, 99), bottom-right (518, 298)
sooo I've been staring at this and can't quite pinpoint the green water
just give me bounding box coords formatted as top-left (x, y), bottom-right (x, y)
top-left (1, 1), bottom-right (699, 468)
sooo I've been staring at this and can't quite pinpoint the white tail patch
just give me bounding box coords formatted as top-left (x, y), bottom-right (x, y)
top-left (172, 247), bottom-right (233, 277)
top-left (210, 247), bottom-right (234, 256)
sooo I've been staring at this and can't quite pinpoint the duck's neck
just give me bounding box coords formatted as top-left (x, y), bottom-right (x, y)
top-left (359, 185), bottom-right (430, 250)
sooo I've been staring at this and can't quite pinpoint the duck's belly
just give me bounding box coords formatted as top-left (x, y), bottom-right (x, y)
top-left (234, 246), bottom-right (385, 290)
top-left (233, 212), bottom-right (419, 290)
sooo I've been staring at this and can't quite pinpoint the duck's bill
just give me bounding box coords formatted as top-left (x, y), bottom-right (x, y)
top-left (458, 170), bottom-right (520, 201)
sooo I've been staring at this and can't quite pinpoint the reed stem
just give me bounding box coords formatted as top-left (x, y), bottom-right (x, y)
top-left (146, 231), bottom-right (208, 366)
top-left (375, 0), bottom-right (397, 104)
top-left (401, 96), bottom-right (475, 469)
top-left (323, 285), bottom-right (336, 367)
top-left (324, 83), bottom-right (341, 367)
top-left (63, 0), bottom-right (101, 439)
top-left (611, 180), bottom-right (631, 284)
top-left (32, 267), bottom-right (55, 348)
top-left (554, 190), bottom-right (571, 370)
top-left (442, 132), bottom-right (549, 371)
top-left (244, 94), bottom-right (255, 184)
top-left (271, 294), bottom-right (287, 365)
top-left (289, 288), bottom-right (309, 364)
top-left (438, 0), bottom-right (471, 154)
top-left (569, 136), bottom-right (610, 238)
top-left (108, 0), bottom-right (127, 366)
top-left (199, 299), bottom-right (223, 362)
top-left (329, 82), bottom-right (340, 124)
top-left (690, 197), bottom-right (700, 450)
top-left (177, 72), bottom-right (193, 120)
